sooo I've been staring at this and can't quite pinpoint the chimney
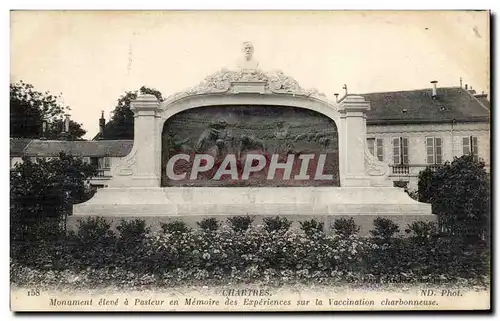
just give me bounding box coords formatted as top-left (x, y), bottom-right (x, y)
top-left (342, 84), bottom-right (348, 96)
top-left (40, 120), bottom-right (47, 140)
top-left (334, 93), bottom-right (339, 103)
top-left (58, 114), bottom-right (71, 140)
top-left (474, 91), bottom-right (488, 100)
top-left (63, 114), bottom-right (70, 133)
top-left (465, 84), bottom-right (468, 90)
top-left (430, 80), bottom-right (438, 99)
top-left (99, 110), bottom-right (106, 139)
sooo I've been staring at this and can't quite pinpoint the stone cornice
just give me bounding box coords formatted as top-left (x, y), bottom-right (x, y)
top-left (367, 117), bottom-right (490, 126)
top-left (367, 124), bottom-right (490, 134)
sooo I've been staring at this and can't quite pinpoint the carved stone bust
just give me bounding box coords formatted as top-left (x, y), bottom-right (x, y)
top-left (237, 41), bottom-right (259, 71)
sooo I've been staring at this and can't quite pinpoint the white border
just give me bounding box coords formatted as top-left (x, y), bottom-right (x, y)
top-left (2, 1), bottom-right (497, 320)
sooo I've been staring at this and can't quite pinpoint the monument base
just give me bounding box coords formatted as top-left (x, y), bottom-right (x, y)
top-left (71, 187), bottom-right (435, 236)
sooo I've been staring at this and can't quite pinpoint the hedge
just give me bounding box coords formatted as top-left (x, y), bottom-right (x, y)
top-left (10, 217), bottom-right (490, 289)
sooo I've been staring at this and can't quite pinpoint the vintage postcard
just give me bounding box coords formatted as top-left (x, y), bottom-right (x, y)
top-left (9, 10), bottom-right (490, 312)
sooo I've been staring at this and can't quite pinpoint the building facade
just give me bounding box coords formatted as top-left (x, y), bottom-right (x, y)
top-left (363, 84), bottom-right (490, 190)
top-left (10, 139), bottom-right (133, 189)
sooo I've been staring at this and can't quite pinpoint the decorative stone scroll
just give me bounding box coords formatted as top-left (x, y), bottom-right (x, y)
top-left (114, 149), bottom-right (137, 176)
top-left (364, 149), bottom-right (388, 177)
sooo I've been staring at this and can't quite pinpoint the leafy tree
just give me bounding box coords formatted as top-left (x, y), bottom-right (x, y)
top-left (10, 153), bottom-right (97, 243)
top-left (45, 118), bottom-right (87, 141)
top-left (10, 81), bottom-right (86, 139)
top-left (102, 86), bottom-right (164, 140)
top-left (417, 155), bottom-right (490, 242)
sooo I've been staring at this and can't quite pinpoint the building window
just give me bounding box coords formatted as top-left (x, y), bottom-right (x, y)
top-left (393, 181), bottom-right (408, 189)
top-left (426, 137), bottom-right (443, 164)
top-left (98, 157), bottom-right (111, 169)
top-left (367, 138), bottom-right (384, 161)
top-left (392, 137), bottom-right (409, 165)
top-left (462, 136), bottom-right (479, 162)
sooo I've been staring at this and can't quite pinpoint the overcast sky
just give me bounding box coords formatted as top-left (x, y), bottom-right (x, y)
top-left (10, 11), bottom-right (489, 139)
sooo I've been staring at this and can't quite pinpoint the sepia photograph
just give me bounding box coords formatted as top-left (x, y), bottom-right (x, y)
top-left (9, 10), bottom-right (491, 311)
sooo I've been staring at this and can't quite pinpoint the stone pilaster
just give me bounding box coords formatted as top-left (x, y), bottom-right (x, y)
top-left (338, 95), bottom-right (371, 187)
top-left (130, 94), bottom-right (161, 187)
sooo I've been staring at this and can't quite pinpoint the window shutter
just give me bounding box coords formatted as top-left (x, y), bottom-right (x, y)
top-left (393, 138), bottom-right (401, 164)
top-left (471, 136), bottom-right (478, 161)
top-left (401, 137), bottom-right (409, 165)
top-left (435, 138), bottom-right (442, 164)
top-left (376, 138), bottom-right (384, 161)
top-left (426, 137), bottom-right (434, 164)
top-left (462, 137), bottom-right (470, 155)
top-left (104, 157), bottom-right (111, 168)
top-left (367, 138), bottom-right (375, 156)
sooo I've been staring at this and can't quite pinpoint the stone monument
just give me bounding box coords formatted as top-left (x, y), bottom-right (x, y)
top-left (72, 44), bottom-right (435, 235)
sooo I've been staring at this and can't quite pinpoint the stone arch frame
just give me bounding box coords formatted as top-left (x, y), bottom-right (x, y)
top-left (109, 66), bottom-right (391, 188)
top-left (157, 93), bottom-right (343, 187)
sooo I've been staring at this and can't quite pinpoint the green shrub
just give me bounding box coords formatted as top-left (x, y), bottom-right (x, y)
top-left (9, 220), bottom-right (490, 288)
top-left (370, 217), bottom-right (400, 240)
top-left (227, 215), bottom-right (254, 232)
top-left (417, 155), bottom-right (490, 243)
top-left (331, 217), bottom-right (360, 237)
top-left (263, 216), bottom-right (292, 233)
top-left (161, 220), bottom-right (191, 234)
top-left (405, 221), bottom-right (438, 244)
top-left (77, 216), bottom-right (114, 242)
top-left (10, 153), bottom-right (96, 243)
top-left (117, 219), bottom-right (150, 240)
top-left (197, 217), bottom-right (219, 232)
top-left (299, 219), bottom-right (324, 237)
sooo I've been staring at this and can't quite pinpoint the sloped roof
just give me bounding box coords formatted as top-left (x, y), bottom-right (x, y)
top-left (474, 94), bottom-right (490, 109)
top-left (10, 138), bottom-right (33, 156)
top-left (14, 139), bottom-right (134, 157)
top-left (361, 87), bottom-right (490, 125)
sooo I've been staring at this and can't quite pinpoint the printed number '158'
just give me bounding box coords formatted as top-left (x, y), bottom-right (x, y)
top-left (27, 289), bottom-right (40, 296)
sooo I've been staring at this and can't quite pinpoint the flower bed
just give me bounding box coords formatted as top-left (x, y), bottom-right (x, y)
top-left (10, 217), bottom-right (490, 289)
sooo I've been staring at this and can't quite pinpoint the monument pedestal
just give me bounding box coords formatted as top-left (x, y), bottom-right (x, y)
top-left (71, 186), bottom-right (434, 235)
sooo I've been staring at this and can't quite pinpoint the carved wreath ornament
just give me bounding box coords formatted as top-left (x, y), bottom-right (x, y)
top-left (162, 68), bottom-right (333, 105)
